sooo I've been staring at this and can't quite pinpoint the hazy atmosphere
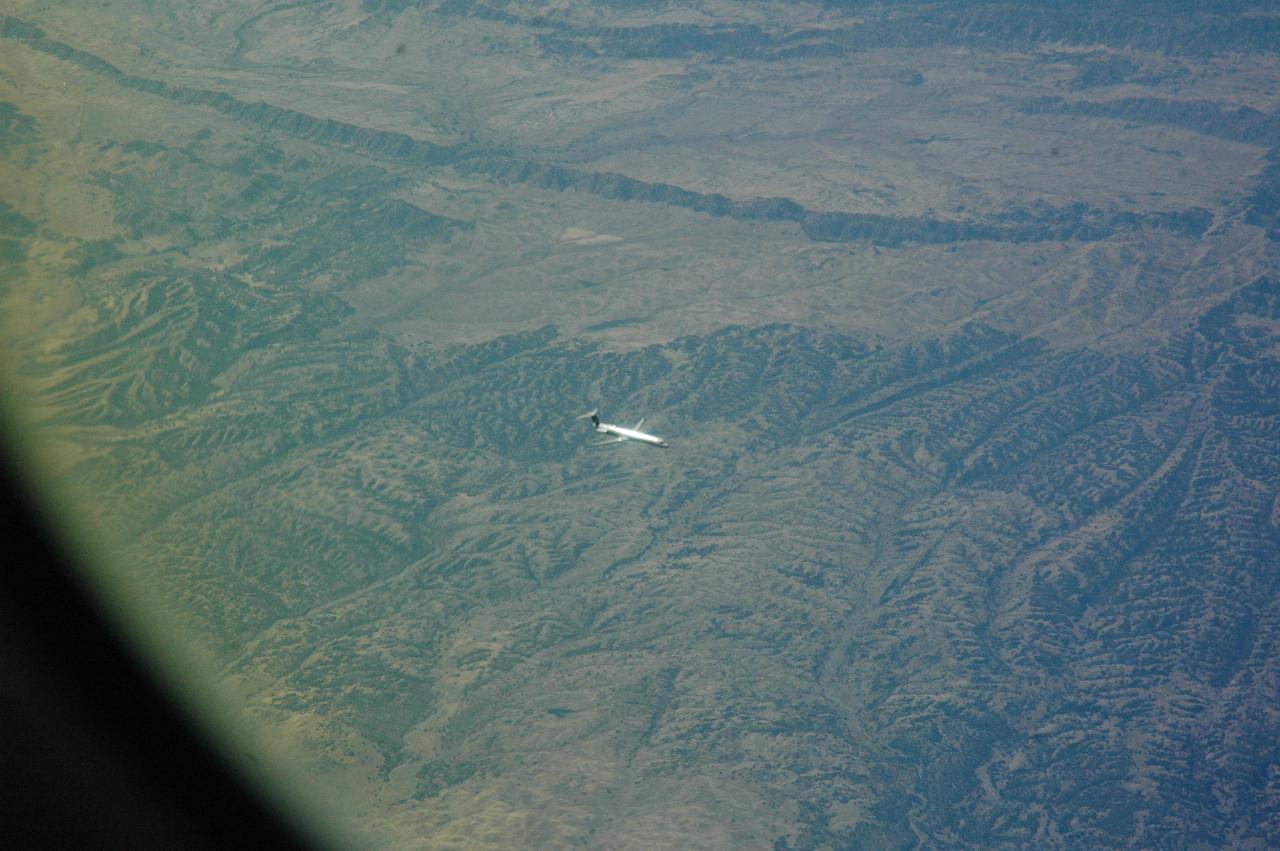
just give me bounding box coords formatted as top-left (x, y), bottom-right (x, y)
top-left (2, 1), bottom-right (1278, 847)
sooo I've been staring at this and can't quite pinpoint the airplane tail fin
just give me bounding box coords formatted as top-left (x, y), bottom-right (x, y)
top-left (576, 408), bottom-right (600, 427)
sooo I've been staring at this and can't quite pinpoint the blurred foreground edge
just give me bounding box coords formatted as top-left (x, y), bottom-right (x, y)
top-left (0, 432), bottom-right (321, 850)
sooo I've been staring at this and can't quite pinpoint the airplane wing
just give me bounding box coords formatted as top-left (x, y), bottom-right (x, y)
top-left (591, 437), bottom-right (626, 447)
top-left (632, 417), bottom-right (645, 430)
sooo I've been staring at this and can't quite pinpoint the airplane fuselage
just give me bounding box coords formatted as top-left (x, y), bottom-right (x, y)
top-left (597, 422), bottom-right (669, 448)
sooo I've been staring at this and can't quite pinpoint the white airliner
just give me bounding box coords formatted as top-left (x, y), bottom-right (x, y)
top-left (578, 409), bottom-right (669, 449)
